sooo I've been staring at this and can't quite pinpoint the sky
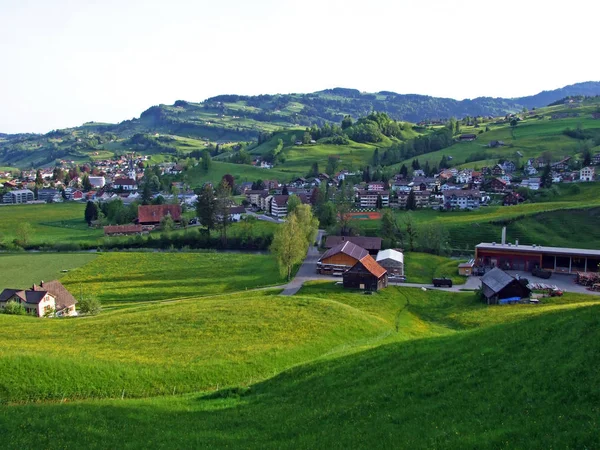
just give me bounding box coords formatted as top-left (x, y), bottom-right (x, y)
top-left (0, 0), bottom-right (598, 133)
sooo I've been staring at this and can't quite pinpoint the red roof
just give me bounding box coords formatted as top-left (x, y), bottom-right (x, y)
top-left (138, 204), bottom-right (182, 224)
top-left (104, 225), bottom-right (143, 235)
top-left (358, 255), bottom-right (387, 278)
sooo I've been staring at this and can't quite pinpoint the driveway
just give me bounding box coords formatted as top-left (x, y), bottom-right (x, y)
top-left (505, 270), bottom-right (600, 295)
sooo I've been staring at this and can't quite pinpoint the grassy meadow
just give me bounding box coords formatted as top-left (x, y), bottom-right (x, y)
top-left (1, 284), bottom-right (599, 448)
top-left (403, 252), bottom-right (466, 284)
top-left (59, 251), bottom-right (286, 306)
top-left (0, 253), bottom-right (97, 289)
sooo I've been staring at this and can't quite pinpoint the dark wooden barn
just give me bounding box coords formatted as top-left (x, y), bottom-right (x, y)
top-left (343, 255), bottom-right (388, 291)
top-left (481, 268), bottom-right (531, 305)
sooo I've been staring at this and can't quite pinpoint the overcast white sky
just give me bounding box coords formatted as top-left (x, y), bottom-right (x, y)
top-left (0, 0), bottom-right (598, 133)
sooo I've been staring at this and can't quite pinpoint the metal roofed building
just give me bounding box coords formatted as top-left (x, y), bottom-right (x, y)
top-left (475, 242), bottom-right (600, 274)
top-left (480, 268), bottom-right (531, 305)
top-left (376, 249), bottom-right (404, 277)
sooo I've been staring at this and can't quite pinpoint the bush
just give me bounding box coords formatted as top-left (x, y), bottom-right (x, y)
top-left (3, 301), bottom-right (26, 315)
top-left (53, 242), bottom-right (81, 252)
top-left (78, 296), bottom-right (102, 315)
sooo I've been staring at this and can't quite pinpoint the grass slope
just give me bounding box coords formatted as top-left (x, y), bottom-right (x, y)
top-left (60, 252), bottom-right (286, 306)
top-left (0, 253), bottom-right (97, 289)
top-left (1, 288), bottom-right (599, 448)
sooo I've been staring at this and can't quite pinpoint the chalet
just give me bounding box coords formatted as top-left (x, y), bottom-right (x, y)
top-left (138, 204), bottom-right (182, 226)
top-left (104, 224), bottom-right (143, 236)
top-left (551, 157), bottom-right (571, 171)
top-left (413, 169), bottom-right (425, 177)
top-left (263, 180), bottom-right (279, 190)
top-left (318, 173), bottom-right (330, 182)
top-left (343, 255), bottom-right (388, 291)
top-left (492, 164), bottom-right (505, 176)
top-left (458, 134), bottom-right (477, 142)
top-left (291, 178), bottom-right (306, 188)
top-left (501, 161), bottom-right (516, 173)
top-left (375, 249), bottom-right (404, 277)
top-left (325, 236), bottom-right (382, 255)
top-left (580, 166), bottom-right (595, 182)
top-left (3, 180), bottom-right (18, 189)
top-left (0, 280), bottom-right (77, 317)
top-left (503, 192), bottom-right (524, 206)
top-left (456, 170), bottom-right (473, 184)
top-left (356, 190), bottom-right (389, 208)
top-left (113, 178), bottom-right (137, 191)
top-left (443, 190), bottom-right (481, 210)
top-left (317, 241), bottom-right (369, 275)
top-left (2, 189), bottom-right (34, 204)
top-left (480, 268), bottom-right (531, 305)
top-left (490, 178), bottom-right (508, 192)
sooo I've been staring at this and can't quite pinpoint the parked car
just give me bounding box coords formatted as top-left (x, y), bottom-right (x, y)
top-left (432, 277), bottom-right (453, 288)
top-left (532, 267), bottom-right (552, 279)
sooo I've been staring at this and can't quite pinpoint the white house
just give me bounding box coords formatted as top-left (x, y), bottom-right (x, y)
top-left (580, 166), bottom-right (595, 182)
top-left (0, 280), bottom-right (77, 317)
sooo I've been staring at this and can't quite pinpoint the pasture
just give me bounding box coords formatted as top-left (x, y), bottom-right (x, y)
top-left (1, 285), bottom-right (599, 448)
top-left (60, 251), bottom-right (286, 306)
top-left (0, 253), bottom-right (97, 289)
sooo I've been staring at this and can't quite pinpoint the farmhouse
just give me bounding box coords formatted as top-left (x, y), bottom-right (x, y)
top-left (480, 268), bottom-right (531, 305)
top-left (138, 204), bottom-right (182, 226)
top-left (0, 280), bottom-right (77, 317)
top-left (317, 241), bottom-right (369, 275)
top-left (375, 249), bottom-right (404, 277)
top-left (475, 242), bottom-right (600, 274)
top-left (324, 236), bottom-right (382, 255)
top-left (343, 255), bottom-right (388, 291)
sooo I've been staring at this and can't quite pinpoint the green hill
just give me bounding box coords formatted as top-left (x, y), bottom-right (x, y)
top-left (1, 284), bottom-right (599, 448)
top-left (2, 82), bottom-right (599, 170)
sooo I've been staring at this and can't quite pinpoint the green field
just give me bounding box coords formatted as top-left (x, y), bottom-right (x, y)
top-left (1, 283), bottom-right (599, 448)
top-left (184, 160), bottom-right (295, 187)
top-left (58, 251), bottom-right (286, 306)
top-left (403, 252), bottom-right (466, 284)
top-left (0, 253), bottom-right (97, 289)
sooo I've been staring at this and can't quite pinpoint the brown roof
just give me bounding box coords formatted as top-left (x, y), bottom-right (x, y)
top-left (229, 206), bottom-right (246, 214)
top-left (319, 241), bottom-right (369, 262)
top-left (113, 178), bottom-right (137, 186)
top-left (325, 236), bottom-right (382, 251)
top-left (138, 204), bottom-right (182, 224)
top-left (104, 224), bottom-right (143, 235)
top-left (33, 280), bottom-right (77, 311)
top-left (357, 255), bottom-right (387, 278)
top-left (272, 195), bottom-right (289, 206)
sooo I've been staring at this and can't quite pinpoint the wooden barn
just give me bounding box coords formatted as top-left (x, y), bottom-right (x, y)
top-left (138, 204), bottom-right (182, 227)
top-left (343, 255), bottom-right (388, 291)
top-left (481, 268), bottom-right (531, 305)
top-left (317, 241), bottom-right (369, 275)
top-left (324, 236), bottom-right (382, 255)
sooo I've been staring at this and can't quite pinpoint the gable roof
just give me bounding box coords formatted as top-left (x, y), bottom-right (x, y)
top-left (347, 255), bottom-right (387, 278)
top-left (319, 241), bottom-right (369, 262)
top-left (0, 288), bottom-right (47, 304)
top-left (138, 204), bottom-right (182, 224)
top-left (33, 280), bottom-right (77, 311)
top-left (229, 206), bottom-right (246, 214)
top-left (481, 268), bottom-right (515, 297)
top-left (325, 236), bottom-right (382, 251)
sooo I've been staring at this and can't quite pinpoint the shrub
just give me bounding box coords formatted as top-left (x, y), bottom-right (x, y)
top-left (78, 296), bottom-right (102, 315)
top-left (3, 301), bottom-right (26, 315)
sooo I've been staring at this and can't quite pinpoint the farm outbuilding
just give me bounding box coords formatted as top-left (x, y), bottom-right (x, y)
top-left (376, 249), bottom-right (404, 277)
top-left (324, 236), bottom-right (382, 255)
top-left (317, 241), bottom-right (369, 275)
top-left (343, 255), bottom-right (388, 291)
top-left (458, 259), bottom-right (475, 276)
top-left (481, 268), bottom-right (531, 305)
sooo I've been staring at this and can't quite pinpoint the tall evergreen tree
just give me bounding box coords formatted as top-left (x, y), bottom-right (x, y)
top-left (196, 184), bottom-right (216, 234)
top-left (406, 190), bottom-right (417, 211)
